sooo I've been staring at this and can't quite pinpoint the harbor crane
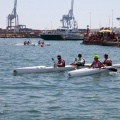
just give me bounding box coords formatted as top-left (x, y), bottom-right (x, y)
top-left (7, 0), bottom-right (26, 32)
top-left (116, 17), bottom-right (120, 28)
top-left (60, 0), bottom-right (78, 29)
top-left (7, 0), bottom-right (19, 31)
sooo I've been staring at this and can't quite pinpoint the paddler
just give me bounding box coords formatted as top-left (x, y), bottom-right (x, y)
top-left (103, 54), bottom-right (112, 66)
top-left (74, 54), bottom-right (85, 69)
top-left (24, 41), bottom-right (27, 45)
top-left (54, 55), bottom-right (65, 67)
top-left (38, 40), bottom-right (41, 45)
top-left (90, 55), bottom-right (105, 68)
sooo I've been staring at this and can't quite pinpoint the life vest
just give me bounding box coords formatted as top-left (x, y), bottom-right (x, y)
top-left (103, 59), bottom-right (112, 66)
top-left (92, 61), bottom-right (101, 68)
top-left (57, 59), bottom-right (65, 67)
top-left (40, 44), bottom-right (44, 47)
top-left (77, 58), bottom-right (85, 65)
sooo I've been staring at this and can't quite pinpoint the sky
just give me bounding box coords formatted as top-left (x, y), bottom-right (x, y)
top-left (0, 0), bottom-right (120, 30)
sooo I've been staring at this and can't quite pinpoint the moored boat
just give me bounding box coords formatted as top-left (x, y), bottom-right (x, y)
top-left (40, 0), bottom-right (84, 41)
top-left (40, 34), bottom-right (65, 40)
top-left (101, 41), bottom-right (117, 46)
top-left (40, 29), bottom-right (84, 40)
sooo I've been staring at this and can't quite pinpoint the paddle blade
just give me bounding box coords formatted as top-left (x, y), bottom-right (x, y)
top-left (70, 63), bottom-right (75, 65)
top-left (52, 58), bottom-right (54, 61)
top-left (108, 68), bottom-right (117, 72)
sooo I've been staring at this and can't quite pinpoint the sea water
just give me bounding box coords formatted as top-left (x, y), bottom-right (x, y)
top-left (0, 38), bottom-right (120, 120)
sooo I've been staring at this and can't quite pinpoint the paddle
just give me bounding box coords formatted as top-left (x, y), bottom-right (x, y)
top-left (52, 58), bottom-right (57, 67)
top-left (107, 68), bottom-right (117, 72)
top-left (52, 58), bottom-right (55, 63)
top-left (101, 66), bottom-right (117, 72)
top-left (70, 58), bottom-right (78, 66)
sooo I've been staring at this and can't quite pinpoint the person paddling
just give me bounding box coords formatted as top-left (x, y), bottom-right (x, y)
top-left (103, 54), bottom-right (112, 66)
top-left (90, 55), bottom-right (105, 68)
top-left (74, 54), bottom-right (85, 69)
top-left (53, 55), bottom-right (65, 67)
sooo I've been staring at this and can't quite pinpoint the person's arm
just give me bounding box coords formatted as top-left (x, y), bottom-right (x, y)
top-left (100, 62), bottom-right (105, 68)
top-left (57, 60), bottom-right (65, 67)
top-left (74, 58), bottom-right (77, 63)
top-left (57, 63), bottom-right (63, 67)
top-left (110, 59), bottom-right (112, 66)
top-left (103, 60), bottom-right (105, 64)
top-left (57, 63), bottom-right (62, 67)
top-left (90, 62), bottom-right (93, 68)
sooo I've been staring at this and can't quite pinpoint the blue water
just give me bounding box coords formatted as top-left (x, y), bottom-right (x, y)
top-left (0, 38), bottom-right (120, 120)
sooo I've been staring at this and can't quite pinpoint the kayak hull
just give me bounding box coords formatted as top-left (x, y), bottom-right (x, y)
top-left (13, 64), bottom-right (91, 75)
top-left (68, 64), bottom-right (120, 77)
top-left (68, 68), bottom-right (107, 77)
top-left (15, 43), bottom-right (35, 46)
top-left (13, 65), bottom-right (75, 74)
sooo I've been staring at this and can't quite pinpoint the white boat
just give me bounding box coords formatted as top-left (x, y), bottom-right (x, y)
top-left (13, 63), bottom-right (91, 75)
top-left (37, 43), bottom-right (50, 46)
top-left (15, 43), bottom-right (35, 46)
top-left (41, 28), bottom-right (84, 40)
top-left (68, 64), bottom-right (120, 77)
top-left (13, 65), bottom-right (75, 74)
top-left (40, 0), bottom-right (84, 41)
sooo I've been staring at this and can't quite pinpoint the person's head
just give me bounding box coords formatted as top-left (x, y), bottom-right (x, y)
top-left (104, 54), bottom-right (108, 59)
top-left (57, 55), bottom-right (61, 60)
top-left (93, 55), bottom-right (99, 61)
top-left (78, 54), bottom-right (82, 58)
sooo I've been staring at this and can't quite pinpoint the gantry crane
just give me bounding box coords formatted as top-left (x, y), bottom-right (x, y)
top-left (7, 0), bottom-right (19, 30)
top-left (116, 17), bottom-right (120, 28)
top-left (60, 0), bottom-right (78, 29)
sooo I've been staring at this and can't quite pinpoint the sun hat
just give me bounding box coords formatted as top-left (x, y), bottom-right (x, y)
top-left (93, 55), bottom-right (99, 59)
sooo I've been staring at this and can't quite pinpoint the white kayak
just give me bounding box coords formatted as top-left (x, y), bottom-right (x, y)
top-left (13, 64), bottom-right (90, 75)
top-left (68, 64), bottom-right (120, 77)
top-left (37, 43), bottom-right (50, 46)
top-left (13, 65), bottom-right (75, 74)
top-left (15, 43), bottom-right (35, 46)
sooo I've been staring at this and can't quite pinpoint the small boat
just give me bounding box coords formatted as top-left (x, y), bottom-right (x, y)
top-left (40, 27), bottom-right (84, 41)
top-left (13, 64), bottom-right (90, 75)
top-left (13, 65), bottom-right (75, 74)
top-left (68, 64), bottom-right (120, 77)
top-left (68, 68), bottom-right (107, 77)
top-left (101, 41), bottom-right (117, 46)
top-left (15, 43), bottom-right (35, 46)
top-left (37, 40), bottom-right (50, 46)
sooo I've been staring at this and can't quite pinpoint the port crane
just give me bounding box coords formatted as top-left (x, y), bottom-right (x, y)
top-left (60, 0), bottom-right (78, 29)
top-left (116, 17), bottom-right (120, 28)
top-left (7, 0), bottom-right (19, 30)
top-left (7, 0), bottom-right (26, 32)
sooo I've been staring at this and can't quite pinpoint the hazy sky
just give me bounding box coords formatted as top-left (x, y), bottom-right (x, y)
top-left (0, 0), bottom-right (120, 30)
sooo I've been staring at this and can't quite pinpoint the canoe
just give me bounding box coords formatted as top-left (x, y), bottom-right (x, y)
top-left (68, 64), bottom-right (120, 77)
top-left (13, 64), bottom-right (91, 75)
